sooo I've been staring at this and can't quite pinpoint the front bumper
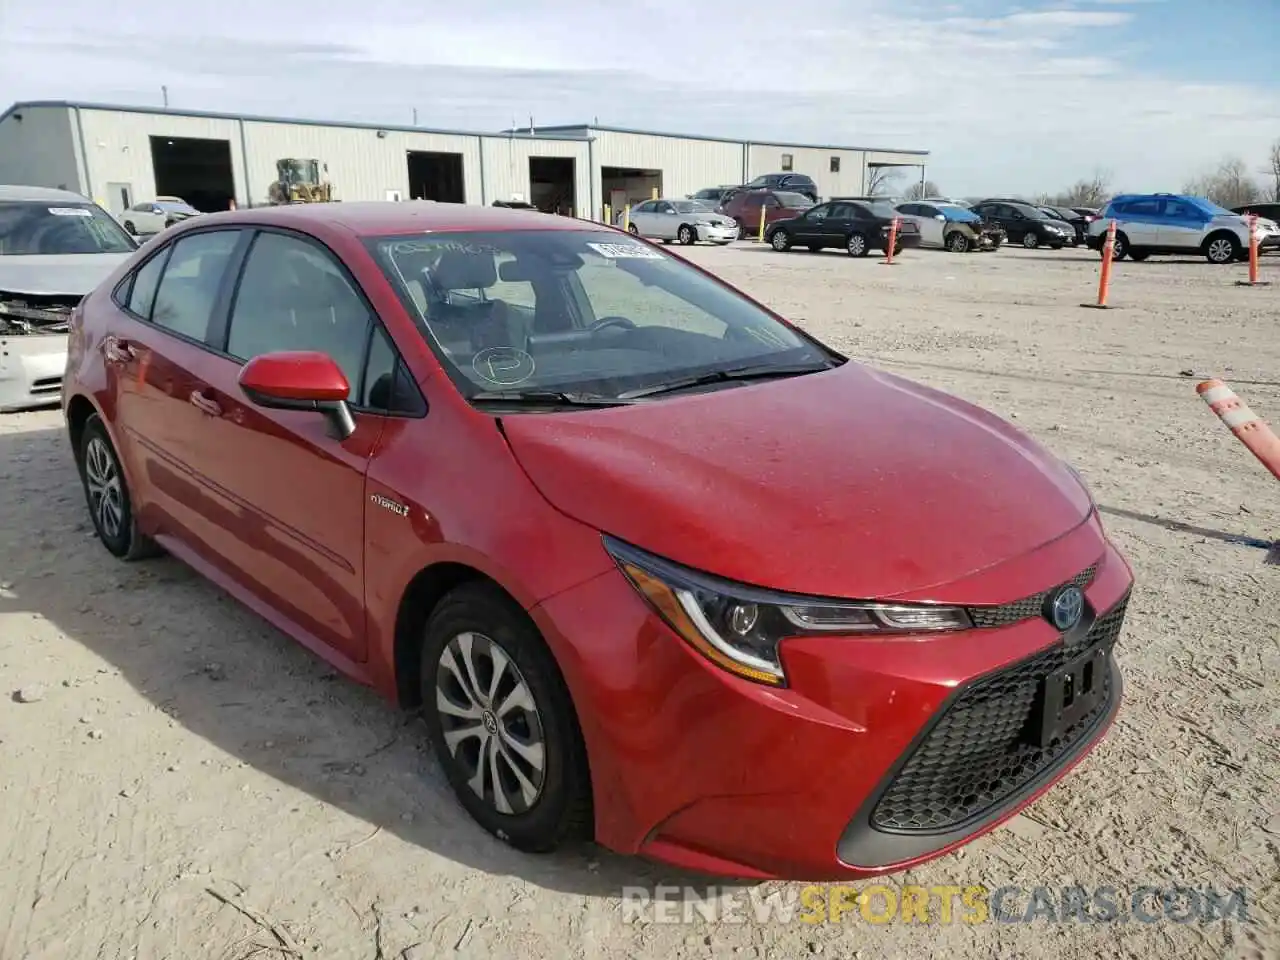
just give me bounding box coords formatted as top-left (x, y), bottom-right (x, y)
top-left (698, 223), bottom-right (740, 243)
top-left (0, 333), bottom-right (67, 413)
top-left (531, 520), bottom-right (1133, 880)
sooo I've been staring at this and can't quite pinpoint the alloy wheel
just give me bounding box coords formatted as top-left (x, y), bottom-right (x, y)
top-left (1207, 237), bottom-right (1234, 264)
top-left (771, 230), bottom-right (790, 251)
top-left (1023, 233), bottom-right (1039, 249)
top-left (84, 436), bottom-right (125, 541)
top-left (847, 234), bottom-right (867, 256)
top-left (436, 631), bottom-right (547, 816)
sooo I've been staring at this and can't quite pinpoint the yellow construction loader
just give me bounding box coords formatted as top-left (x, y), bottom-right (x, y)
top-left (267, 158), bottom-right (334, 204)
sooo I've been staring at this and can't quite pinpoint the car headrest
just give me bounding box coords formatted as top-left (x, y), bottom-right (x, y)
top-left (432, 249), bottom-right (496, 290)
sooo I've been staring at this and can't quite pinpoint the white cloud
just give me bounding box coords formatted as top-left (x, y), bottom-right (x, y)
top-left (1, 0), bottom-right (1276, 196)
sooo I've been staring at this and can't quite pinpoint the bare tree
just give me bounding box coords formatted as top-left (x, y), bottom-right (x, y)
top-left (866, 166), bottom-right (902, 196)
top-left (904, 180), bottom-right (942, 200)
top-left (1269, 139), bottom-right (1280, 202)
top-left (1054, 171), bottom-right (1112, 208)
top-left (1183, 156), bottom-right (1260, 208)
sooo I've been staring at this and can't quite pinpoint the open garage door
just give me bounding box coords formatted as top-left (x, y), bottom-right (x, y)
top-left (601, 166), bottom-right (662, 220)
top-left (529, 157), bottom-right (576, 216)
top-left (407, 151), bottom-right (465, 203)
top-left (149, 136), bottom-right (235, 213)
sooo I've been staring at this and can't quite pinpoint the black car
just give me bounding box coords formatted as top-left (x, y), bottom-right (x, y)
top-left (1232, 202), bottom-right (1280, 222)
top-left (764, 198), bottom-right (921, 257)
top-left (742, 173), bottom-right (820, 203)
top-left (1039, 205), bottom-right (1090, 245)
top-left (970, 199), bottom-right (1074, 250)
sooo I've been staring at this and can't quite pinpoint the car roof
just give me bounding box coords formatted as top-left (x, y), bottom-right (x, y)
top-left (185, 201), bottom-right (605, 237)
top-left (0, 184), bottom-right (94, 203)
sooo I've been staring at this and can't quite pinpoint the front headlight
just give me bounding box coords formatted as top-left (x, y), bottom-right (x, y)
top-left (604, 536), bottom-right (973, 687)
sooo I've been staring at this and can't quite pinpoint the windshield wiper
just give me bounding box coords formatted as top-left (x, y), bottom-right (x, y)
top-left (470, 389), bottom-right (635, 408)
top-left (616, 361), bottom-right (835, 400)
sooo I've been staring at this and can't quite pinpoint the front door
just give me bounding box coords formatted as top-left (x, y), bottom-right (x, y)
top-left (105, 228), bottom-right (247, 548)
top-left (181, 228), bottom-right (386, 664)
top-left (1156, 197), bottom-right (1207, 250)
top-left (791, 203), bottom-right (830, 245)
top-left (1114, 197), bottom-right (1163, 248)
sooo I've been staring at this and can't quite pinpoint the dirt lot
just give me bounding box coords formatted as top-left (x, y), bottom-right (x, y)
top-left (2, 244), bottom-right (1278, 960)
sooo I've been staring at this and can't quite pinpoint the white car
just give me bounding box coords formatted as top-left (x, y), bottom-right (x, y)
top-left (0, 185), bottom-right (137, 412)
top-left (615, 198), bottom-right (740, 245)
top-left (119, 197), bottom-right (200, 236)
top-left (1086, 193), bottom-right (1280, 264)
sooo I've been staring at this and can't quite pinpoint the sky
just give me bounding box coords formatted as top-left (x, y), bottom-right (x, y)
top-left (2, 0), bottom-right (1278, 196)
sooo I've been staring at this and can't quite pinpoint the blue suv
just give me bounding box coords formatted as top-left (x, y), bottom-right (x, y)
top-left (1086, 193), bottom-right (1280, 264)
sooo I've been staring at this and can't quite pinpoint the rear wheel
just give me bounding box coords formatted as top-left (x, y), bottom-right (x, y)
top-left (77, 414), bottom-right (160, 561)
top-left (421, 582), bottom-right (592, 853)
top-left (1109, 232), bottom-right (1128, 260)
top-left (123, 221), bottom-right (137, 235)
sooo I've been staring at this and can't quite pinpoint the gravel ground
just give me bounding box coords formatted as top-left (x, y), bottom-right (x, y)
top-left (1, 243), bottom-right (1278, 960)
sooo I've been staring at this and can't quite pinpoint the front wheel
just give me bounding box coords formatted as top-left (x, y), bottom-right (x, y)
top-left (1022, 233), bottom-right (1039, 249)
top-left (123, 221), bottom-right (137, 235)
top-left (626, 224), bottom-right (639, 236)
top-left (946, 232), bottom-right (971, 253)
top-left (677, 225), bottom-right (695, 245)
top-left (421, 582), bottom-right (592, 853)
top-left (770, 229), bottom-right (792, 251)
top-left (1204, 233), bottom-right (1239, 265)
top-left (846, 233), bottom-right (869, 257)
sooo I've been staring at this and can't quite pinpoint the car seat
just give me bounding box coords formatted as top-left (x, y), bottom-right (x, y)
top-left (427, 250), bottom-right (527, 352)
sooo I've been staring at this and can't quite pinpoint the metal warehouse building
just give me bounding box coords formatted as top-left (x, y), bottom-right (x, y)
top-left (0, 100), bottom-right (928, 220)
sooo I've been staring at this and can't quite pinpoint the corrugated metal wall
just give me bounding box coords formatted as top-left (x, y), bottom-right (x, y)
top-left (78, 108), bottom-right (246, 208)
top-left (0, 106), bottom-right (84, 194)
top-left (591, 130), bottom-right (746, 203)
top-left (479, 136), bottom-right (591, 213)
top-left (747, 144), bottom-right (870, 198)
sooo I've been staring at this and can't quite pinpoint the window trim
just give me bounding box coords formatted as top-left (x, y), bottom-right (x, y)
top-left (215, 225), bottom-right (427, 420)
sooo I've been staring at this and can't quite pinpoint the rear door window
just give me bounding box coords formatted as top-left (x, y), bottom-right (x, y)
top-left (149, 230), bottom-right (241, 341)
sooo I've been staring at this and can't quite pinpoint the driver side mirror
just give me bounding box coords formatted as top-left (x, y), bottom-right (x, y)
top-left (934, 213), bottom-right (946, 221)
top-left (238, 350), bottom-right (357, 441)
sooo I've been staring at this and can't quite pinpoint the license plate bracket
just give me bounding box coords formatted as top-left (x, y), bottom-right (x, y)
top-left (1026, 643), bottom-right (1110, 749)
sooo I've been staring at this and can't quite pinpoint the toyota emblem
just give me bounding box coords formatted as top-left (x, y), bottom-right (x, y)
top-left (1046, 585), bottom-right (1085, 632)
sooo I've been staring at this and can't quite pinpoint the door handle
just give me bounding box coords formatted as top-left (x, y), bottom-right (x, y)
top-left (103, 336), bottom-right (136, 364)
top-left (189, 390), bottom-right (222, 417)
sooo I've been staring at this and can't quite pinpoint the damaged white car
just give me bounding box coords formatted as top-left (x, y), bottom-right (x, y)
top-left (0, 186), bottom-right (137, 412)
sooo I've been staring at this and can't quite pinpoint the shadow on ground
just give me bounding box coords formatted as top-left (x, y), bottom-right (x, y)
top-left (0, 425), bottom-right (746, 898)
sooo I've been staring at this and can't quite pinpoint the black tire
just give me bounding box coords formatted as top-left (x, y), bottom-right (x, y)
top-left (677, 224), bottom-right (696, 245)
top-left (421, 581), bottom-right (592, 853)
top-left (1203, 231), bottom-right (1239, 265)
top-left (1022, 233), bottom-right (1039, 249)
top-left (626, 224), bottom-right (639, 236)
top-left (77, 414), bottom-right (160, 561)
top-left (770, 229), bottom-right (792, 251)
top-left (123, 221), bottom-right (136, 235)
top-left (846, 232), bottom-right (870, 257)
top-left (946, 231), bottom-right (971, 253)
top-left (1109, 232), bottom-right (1128, 261)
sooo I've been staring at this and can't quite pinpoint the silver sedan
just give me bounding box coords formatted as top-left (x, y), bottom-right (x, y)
top-left (615, 198), bottom-right (740, 245)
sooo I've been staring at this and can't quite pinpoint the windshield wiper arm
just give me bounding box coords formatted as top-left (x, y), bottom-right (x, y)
top-left (616, 362), bottom-right (834, 400)
top-left (470, 390), bottom-right (635, 407)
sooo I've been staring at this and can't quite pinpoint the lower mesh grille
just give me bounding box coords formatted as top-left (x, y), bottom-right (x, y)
top-left (870, 596), bottom-right (1128, 834)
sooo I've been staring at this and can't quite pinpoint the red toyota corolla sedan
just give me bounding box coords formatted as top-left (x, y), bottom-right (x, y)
top-left (61, 202), bottom-right (1132, 880)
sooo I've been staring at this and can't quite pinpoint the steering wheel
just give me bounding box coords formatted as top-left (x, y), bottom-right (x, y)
top-left (589, 316), bottom-right (637, 334)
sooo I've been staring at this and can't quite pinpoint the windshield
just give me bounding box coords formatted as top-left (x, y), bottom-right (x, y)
top-left (156, 200), bottom-right (198, 214)
top-left (367, 230), bottom-right (835, 402)
top-left (775, 192), bottom-right (813, 208)
top-left (1200, 201), bottom-right (1237, 217)
top-left (0, 201), bottom-right (136, 255)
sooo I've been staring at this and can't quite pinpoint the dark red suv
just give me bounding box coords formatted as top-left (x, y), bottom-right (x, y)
top-left (719, 189), bottom-right (815, 238)
top-left (62, 202), bottom-right (1133, 881)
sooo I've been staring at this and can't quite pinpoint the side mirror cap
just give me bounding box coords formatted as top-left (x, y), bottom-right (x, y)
top-left (238, 350), bottom-right (356, 441)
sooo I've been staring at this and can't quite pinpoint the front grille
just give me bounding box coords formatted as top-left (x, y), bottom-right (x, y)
top-left (869, 595), bottom-right (1128, 834)
top-left (967, 562), bottom-right (1098, 628)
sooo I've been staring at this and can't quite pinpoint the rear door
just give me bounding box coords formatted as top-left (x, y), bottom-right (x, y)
top-left (104, 228), bottom-right (247, 545)
top-left (825, 202), bottom-right (858, 246)
top-left (180, 228), bottom-right (405, 664)
top-left (1113, 197), bottom-right (1163, 247)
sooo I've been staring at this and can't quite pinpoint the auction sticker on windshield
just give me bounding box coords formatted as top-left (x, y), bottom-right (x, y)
top-left (49, 207), bottom-right (94, 217)
top-left (586, 241), bottom-right (664, 260)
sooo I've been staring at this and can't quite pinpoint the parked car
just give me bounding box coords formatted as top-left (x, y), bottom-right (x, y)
top-left (120, 198), bottom-right (201, 236)
top-left (1232, 202), bottom-right (1280, 250)
top-left (1038, 205), bottom-right (1088, 246)
top-left (970, 200), bottom-right (1074, 249)
top-left (1086, 193), bottom-right (1280, 263)
top-left (62, 201), bottom-right (1133, 880)
top-left (688, 185), bottom-right (739, 207)
top-left (719, 189), bottom-right (814, 236)
top-left (895, 201), bottom-right (1004, 252)
top-left (615, 198), bottom-right (739, 245)
top-left (765, 199), bottom-right (921, 257)
top-left (741, 173), bottom-right (820, 203)
top-left (0, 184), bottom-right (137, 412)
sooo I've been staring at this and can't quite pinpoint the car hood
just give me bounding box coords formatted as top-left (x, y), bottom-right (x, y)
top-left (500, 362), bottom-right (1092, 600)
top-left (0, 253), bottom-right (133, 296)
